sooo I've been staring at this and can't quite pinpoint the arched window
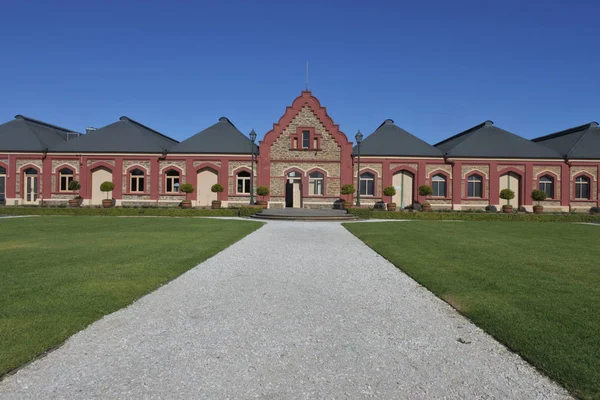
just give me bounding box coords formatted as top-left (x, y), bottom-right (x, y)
top-left (539, 175), bottom-right (554, 199)
top-left (165, 169), bottom-right (180, 193)
top-left (467, 174), bottom-right (483, 198)
top-left (130, 168), bottom-right (145, 193)
top-left (309, 171), bottom-right (324, 195)
top-left (432, 174), bottom-right (447, 197)
top-left (237, 170), bottom-right (251, 194)
top-left (575, 176), bottom-right (590, 199)
top-left (59, 168), bottom-right (74, 192)
top-left (0, 166), bottom-right (5, 174)
top-left (287, 171), bottom-right (302, 179)
top-left (25, 168), bottom-right (38, 175)
top-left (359, 172), bottom-right (375, 196)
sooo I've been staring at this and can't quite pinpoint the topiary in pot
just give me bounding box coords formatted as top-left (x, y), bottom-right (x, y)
top-left (68, 180), bottom-right (82, 207)
top-left (419, 185), bottom-right (433, 212)
top-left (256, 186), bottom-right (269, 209)
top-left (500, 188), bottom-right (515, 213)
top-left (211, 183), bottom-right (224, 209)
top-left (383, 186), bottom-right (397, 211)
top-left (100, 181), bottom-right (115, 208)
top-left (531, 189), bottom-right (547, 214)
top-left (340, 184), bottom-right (356, 209)
top-left (179, 183), bottom-right (194, 208)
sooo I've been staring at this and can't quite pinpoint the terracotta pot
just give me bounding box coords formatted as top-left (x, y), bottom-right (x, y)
top-left (181, 200), bottom-right (192, 209)
top-left (102, 199), bottom-right (113, 208)
top-left (387, 202), bottom-right (397, 211)
top-left (422, 204), bottom-right (432, 212)
top-left (533, 205), bottom-right (544, 214)
top-left (343, 201), bottom-right (352, 209)
top-left (502, 205), bottom-right (513, 213)
top-left (257, 200), bottom-right (268, 209)
top-left (68, 199), bottom-right (81, 208)
top-left (212, 200), bottom-right (222, 209)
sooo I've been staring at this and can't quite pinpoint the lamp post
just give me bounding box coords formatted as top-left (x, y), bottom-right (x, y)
top-left (249, 129), bottom-right (257, 205)
top-left (355, 130), bottom-right (363, 206)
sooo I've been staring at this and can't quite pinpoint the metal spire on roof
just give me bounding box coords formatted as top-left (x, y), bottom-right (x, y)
top-left (306, 62), bottom-right (309, 90)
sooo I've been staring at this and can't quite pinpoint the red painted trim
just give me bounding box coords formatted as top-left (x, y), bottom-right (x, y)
top-left (464, 170), bottom-right (486, 200)
top-left (304, 167), bottom-right (328, 197)
top-left (125, 164), bottom-right (149, 195)
top-left (534, 170), bottom-right (560, 200)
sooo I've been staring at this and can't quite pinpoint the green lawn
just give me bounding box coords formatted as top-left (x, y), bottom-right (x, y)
top-left (0, 216), bottom-right (262, 377)
top-left (344, 221), bottom-right (600, 399)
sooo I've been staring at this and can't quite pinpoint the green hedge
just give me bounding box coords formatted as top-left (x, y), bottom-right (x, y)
top-left (238, 206), bottom-right (264, 217)
top-left (347, 208), bottom-right (600, 223)
top-left (0, 207), bottom-right (246, 217)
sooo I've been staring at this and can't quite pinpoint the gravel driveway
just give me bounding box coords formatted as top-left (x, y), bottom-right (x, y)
top-left (0, 221), bottom-right (571, 399)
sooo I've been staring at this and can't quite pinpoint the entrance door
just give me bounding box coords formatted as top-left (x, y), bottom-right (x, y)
top-left (499, 172), bottom-right (521, 207)
top-left (197, 168), bottom-right (218, 207)
top-left (0, 166), bottom-right (5, 204)
top-left (285, 171), bottom-right (302, 208)
top-left (24, 168), bottom-right (38, 204)
top-left (91, 167), bottom-right (113, 205)
top-left (392, 170), bottom-right (414, 209)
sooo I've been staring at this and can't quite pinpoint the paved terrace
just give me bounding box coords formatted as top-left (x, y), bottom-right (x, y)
top-left (0, 221), bottom-right (570, 399)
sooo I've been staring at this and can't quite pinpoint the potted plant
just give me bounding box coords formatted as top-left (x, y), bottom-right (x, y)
top-left (383, 186), bottom-right (397, 211)
top-left (211, 183), bottom-right (224, 209)
top-left (500, 188), bottom-right (515, 213)
top-left (100, 181), bottom-right (115, 208)
top-left (531, 189), bottom-right (547, 214)
top-left (419, 185), bottom-right (433, 212)
top-left (179, 183), bottom-right (194, 208)
top-left (68, 180), bottom-right (82, 208)
top-left (340, 184), bottom-right (355, 209)
top-left (256, 186), bottom-right (269, 208)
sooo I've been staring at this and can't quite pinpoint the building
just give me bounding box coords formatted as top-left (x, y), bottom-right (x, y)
top-left (0, 91), bottom-right (598, 211)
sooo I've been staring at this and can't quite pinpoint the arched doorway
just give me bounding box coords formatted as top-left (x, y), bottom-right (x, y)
top-left (499, 172), bottom-right (521, 207)
top-left (197, 168), bottom-right (218, 207)
top-left (392, 170), bottom-right (414, 209)
top-left (23, 168), bottom-right (38, 204)
top-left (285, 171), bottom-right (302, 208)
top-left (91, 167), bottom-right (113, 205)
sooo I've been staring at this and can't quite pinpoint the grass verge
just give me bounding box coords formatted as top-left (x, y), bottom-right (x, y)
top-left (343, 221), bottom-right (600, 399)
top-left (0, 216), bottom-right (262, 377)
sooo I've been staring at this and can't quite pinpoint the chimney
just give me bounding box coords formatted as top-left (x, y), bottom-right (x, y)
top-left (86, 127), bottom-right (97, 134)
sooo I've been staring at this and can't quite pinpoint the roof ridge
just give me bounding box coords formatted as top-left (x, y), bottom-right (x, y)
top-left (119, 116), bottom-right (178, 144)
top-left (532, 122), bottom-right (597, 142)
top-left (19, 118), bottom-right (50, 151)
top-left (15, 115), bottom-right (79, 134)
top-left (434, 120), bottom-right (491, 148)
top-left (565, 125), bottom-right (595, 159)
top-left (436, 121), bottom-right (492, 155)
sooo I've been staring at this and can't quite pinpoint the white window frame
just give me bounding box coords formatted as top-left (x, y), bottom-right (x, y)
top-left (237, 171), bottom-right (251, 194)
top-left (309, 172), bottom-right (324, 195)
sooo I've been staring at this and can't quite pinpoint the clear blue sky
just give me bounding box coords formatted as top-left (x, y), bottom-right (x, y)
top-left (1, 1), bottom-right (599, 144)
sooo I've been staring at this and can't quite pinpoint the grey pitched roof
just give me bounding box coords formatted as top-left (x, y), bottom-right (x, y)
top-left (0, 115), bottom-right (81, 152)
top-left (435, 120), bottom-right (562, 159)
top-left (51, 116), bottom-right (177, 153)
top-left (532, 122), bottom-right (600, 159)
top-left (170, 117), bottom-right (257, 154)
top-left (352, 119), bottom-right (442, 157)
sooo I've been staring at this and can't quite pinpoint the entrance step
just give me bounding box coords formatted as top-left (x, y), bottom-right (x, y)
top-left (251, 208), bottom-right (358, 221)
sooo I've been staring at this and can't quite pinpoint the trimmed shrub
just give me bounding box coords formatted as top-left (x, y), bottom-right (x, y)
top-left (341, 184), bottom-right (355, 195)
top-left (347, 207), bottom-right (372, 219)
top-left (211, 184), bottom-right (224, 193)
top-left (485, 205), bottom-right (498, 212)
top-left (100, 181), bottom-right (115, 196)
top-left (500, 188), bottom-right (515, 201)
top-left (179, 183), bottom-right (194, 194)
top-left (256, 186), bottom-right (269, 197)
top-left (68, 180), bottom-right (81, 191)
top-left (418, 185), bottom-right (433, 197)
top-left (0, 207), bottom-right (240, 217)
top-left (238, 206), bottom-right (263, 217)
top-left (531, 189), bottom-right (547, 203)
top-left (383, 186), bottom-right (396, 197)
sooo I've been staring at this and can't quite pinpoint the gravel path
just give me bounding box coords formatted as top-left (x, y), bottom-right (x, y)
top-left (0, 221), bottom-right (570, 399)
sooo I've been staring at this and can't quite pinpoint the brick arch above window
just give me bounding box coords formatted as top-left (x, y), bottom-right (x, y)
top-left (465, 171), bottom-right (485, 198)
top-left (195, 162), bottom-right (221, 174)
top-left (283, 167), bottom-right (305, 177)
top-left (390, 165), bottom-right (417, 177)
